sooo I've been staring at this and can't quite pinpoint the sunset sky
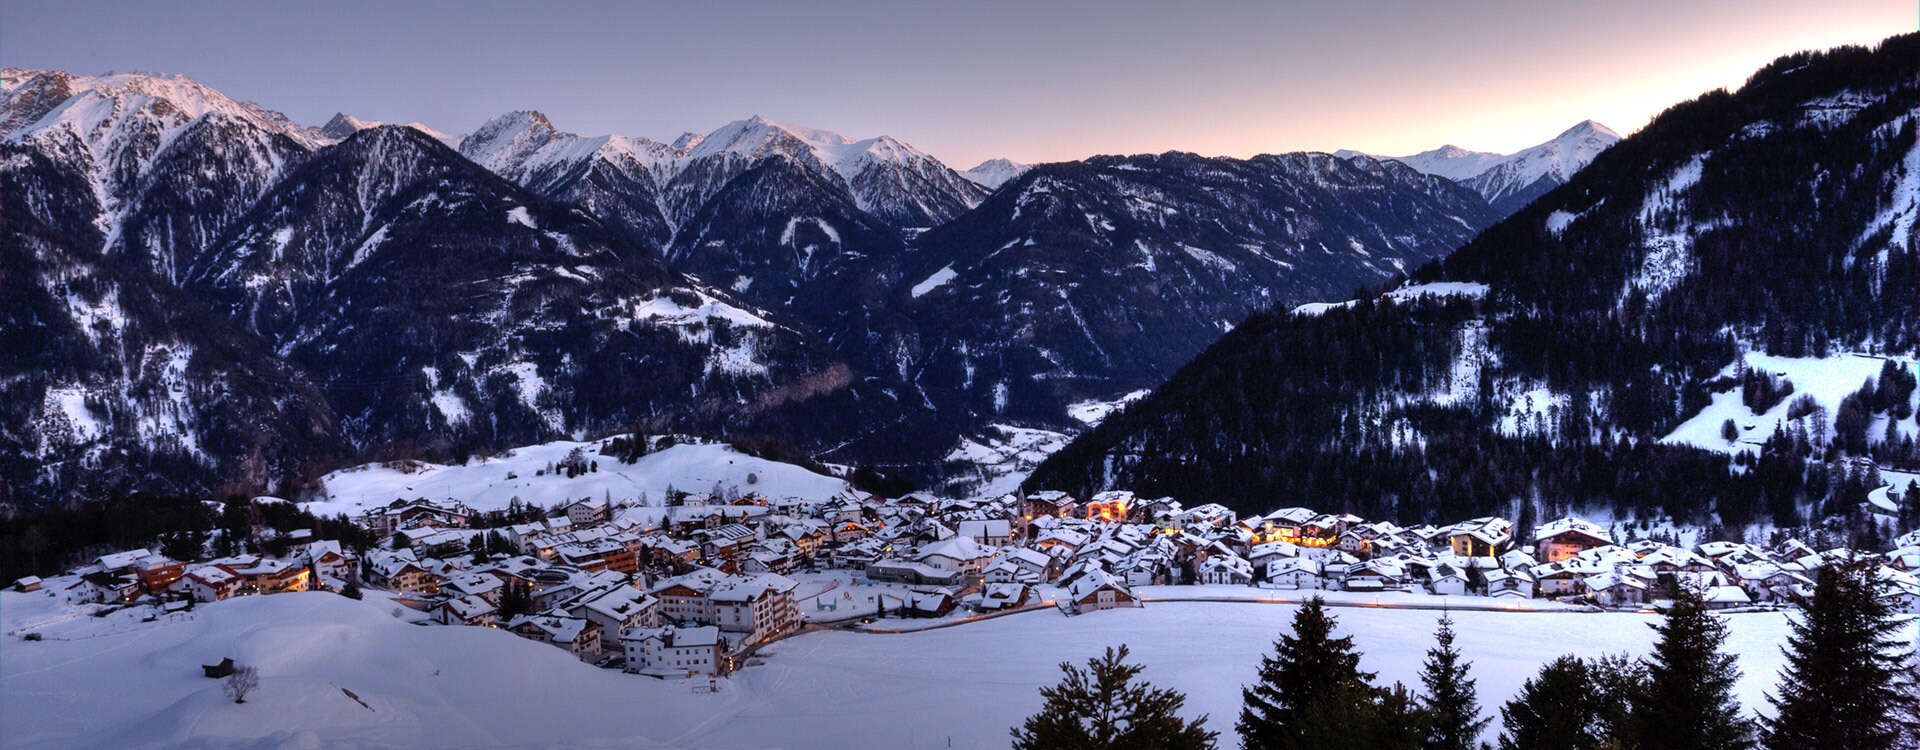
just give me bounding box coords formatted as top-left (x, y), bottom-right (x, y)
top-left (3, 0), bottom-right (1910, 166)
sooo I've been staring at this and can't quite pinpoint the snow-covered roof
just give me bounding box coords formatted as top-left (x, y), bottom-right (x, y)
top-left (1533, 516), bottom-right (1613, 545)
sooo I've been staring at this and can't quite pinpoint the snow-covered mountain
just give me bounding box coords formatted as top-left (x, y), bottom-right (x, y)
top-left (1, 68), bottom-right (321, 284)
top-left (961, 157), bottom-right (1031, 188)
top-left (1, 66), bottom-right (1554, 503)
top-left (1034, 36), bottom-right (1920, 524)
top-left (1350, 120), bottom-right (1622, 215)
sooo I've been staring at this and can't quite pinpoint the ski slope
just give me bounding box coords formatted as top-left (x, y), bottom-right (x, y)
top-left (1, 589), bottom-right (1837, 749)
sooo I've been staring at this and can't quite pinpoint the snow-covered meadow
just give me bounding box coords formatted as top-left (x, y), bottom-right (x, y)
top-left (2, 588), bottom-right (1853, 750)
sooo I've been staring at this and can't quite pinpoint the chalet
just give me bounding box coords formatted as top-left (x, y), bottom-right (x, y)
top-left (955, 519), bottom-right (1013, 547)
top-left (1066, 569), bottom-right (1139, 613)
top-left (1426, 562), bottom-right (1470, 596)
top-left (1446, 517), bottom-right (1513, 558)
top-left (1341, 558), bottom-right (1408, 591)
top-left (622, 625), bottom-right (725, 677)
top-left (1530, 561), bottom-right (1589, 598)
top-left (1585, 571), bottom-right (1651, 608)
top-left (1533, 517), bottom-right (1613, 562)
top-left (650, 567), bottom-right (730, 624)
top-left (442, 571), bottom-right (506, 603)
top-left (567, 497), bottom-right (611, 527)
top-left (1263, 557), bottom-right (1323, 590)
top-left (574, 586), bottom-right (659, 650)
top-left (12, 576), bottom-right (42, 592)
top-left (1023, 491), bottom-right (1078, 519)
top-left (82, 571), bottom-right (141, 603)
top-left (710, 574), bottom-right (800, 644)
top-left (1083, 491), bottom-right (1134, 522)
top-left (1483, 567), bottom-right (1534, 599)
top-left (1199, 554), bottom-right (1254, 585)
top-left (305, 541), bottom-right (356, 583)
top-left (984, 548), bottom-right (1056, 584)
top-left (362, 498), bottom-right (474, 537)
top-left (215, 556), bottom-right (311, 594)
top-left (915, 537), bottom-right (995, 579)
top-left (977, 582), bottom-right (1032, 611)
top-left (365, 551), bottom-right (441, 595)
top-left (435, 594), bottom-right (499, 627)
top-left (1701, 584), bottom-right (1753, 610)
top-left (179, 566), bottom-right (242, 602)
top-left (897, 590), bottom-right (957, 618)
top-left (508, 614), bottom-right (602, 660)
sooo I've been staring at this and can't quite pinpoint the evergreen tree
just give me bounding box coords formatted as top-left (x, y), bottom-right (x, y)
top-left (1499, 656), bottom-right (1604, 750)
top-left (1419, 616), bottom-right (1489, 750)
top-left (1011, 644), bottom-right (1217, 750)
top-left (1627, 589), bottom-right (1755, 749)
top-left (1240, 597), bottom-right (1391, 750)
top-left (1764, 562), bottom-right (1913, 750)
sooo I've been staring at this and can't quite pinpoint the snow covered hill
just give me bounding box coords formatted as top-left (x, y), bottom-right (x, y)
top-left (307, 437), bottom-right (853, 516)
top-left (0, 588), bottom-right (1835, 749)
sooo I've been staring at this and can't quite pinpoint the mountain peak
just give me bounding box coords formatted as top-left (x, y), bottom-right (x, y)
top-left (1557, 119), bottom-right (1620, 140)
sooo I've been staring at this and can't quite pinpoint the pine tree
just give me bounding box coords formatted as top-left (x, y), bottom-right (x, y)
top-left (1420, 616), bottom-right (1489, 750)
top-left (1240, 597), bottom-right (1383, 750)
top-left (1627, 589), bottom-right (1755, 749)
top-left (1499, 656), bottom-right (1603, 750)
top-left (1011, 644), bottom-right (1217, 750)
top-left (1764, 561), bottom-right (1913, 750)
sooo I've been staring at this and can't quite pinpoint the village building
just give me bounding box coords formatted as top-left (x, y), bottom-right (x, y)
top-left (508, 613), bottom-right (602, 660)
top-left (1534, 517), bottom-right (1614, 562)
top-left (1065, 569), bottom-right (1139, 614)
top-left (623, 625), bottom-right (726, 677)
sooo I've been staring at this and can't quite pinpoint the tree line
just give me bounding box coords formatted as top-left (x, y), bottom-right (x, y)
top-left (1011, 563), bottom-right (1918, 749)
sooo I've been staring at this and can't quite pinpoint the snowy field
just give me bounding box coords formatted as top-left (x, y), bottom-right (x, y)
top-left (1, 589), bottom-right (1866, 750)
top-left (1664, 351), bottom-right (1917, 455)
top-left (306, 439), bottom-right (850, 516)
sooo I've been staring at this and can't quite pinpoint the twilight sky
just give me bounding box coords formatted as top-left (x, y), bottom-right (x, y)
top-left (2, 1), bottom-right (1909, 167)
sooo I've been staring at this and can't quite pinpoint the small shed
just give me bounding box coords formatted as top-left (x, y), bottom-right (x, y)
top-left (202, 657), bottom-right (236, 678)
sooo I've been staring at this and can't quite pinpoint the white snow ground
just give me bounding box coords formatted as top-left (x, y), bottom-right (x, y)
top-left (3, 589), bottom-right (1858, 750)
top-left (307, 439), bottom-right (850, 516)
top-left (1662, 351), bottom-right (1917, 454)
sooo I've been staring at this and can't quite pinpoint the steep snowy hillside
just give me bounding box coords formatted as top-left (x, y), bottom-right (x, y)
top-left (188, 126), bottom-right (848, 457)
top-left (307, 436), bottom-right (852, 516)
top-left (1, 68), bottom-right (320, 284)
top-left (888, 150), bottom-right (1497, 435)
top-left (0, 141), bottom-right (339, 505)
top-left (458, 110), bottom-right (677, 250)
top-left (1035, 35), bottom-right (1920, 527)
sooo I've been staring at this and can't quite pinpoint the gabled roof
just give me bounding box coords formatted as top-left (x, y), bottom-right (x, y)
top-left (1533, 516), bottom-right (1613, 545)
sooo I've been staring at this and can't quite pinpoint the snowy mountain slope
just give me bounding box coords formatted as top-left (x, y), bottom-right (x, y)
top-left (889, 150), bottom-right (1498, 433)
top-left (307, 437), bottom-right (852, 516)
top-left (0, 141), bottom-right (340, 505)
top-left (458, 110), bottom-right (676, 251)
top-left (961, 157), bottom-right (1031, 188)
top-left (186, 125), bottom-right (849, 457)
top-left (1351, 120), bottom-right (1622, 216)
top-left (0, 68), bottom-right (320, 284)
top-left (1034, 35), bottom-right (1920, 523)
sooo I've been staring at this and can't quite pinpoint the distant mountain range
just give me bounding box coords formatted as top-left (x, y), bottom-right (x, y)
top-left (0, 65), bottom-right (1614, 506)
top-left (1339, 120), bottom-right (1622, 215)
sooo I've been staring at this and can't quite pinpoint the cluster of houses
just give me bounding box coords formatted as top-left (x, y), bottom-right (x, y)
top-left (18, 485), bottom-right (1920, 681)
top-left (16, 531), bottom-right (354, 609)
